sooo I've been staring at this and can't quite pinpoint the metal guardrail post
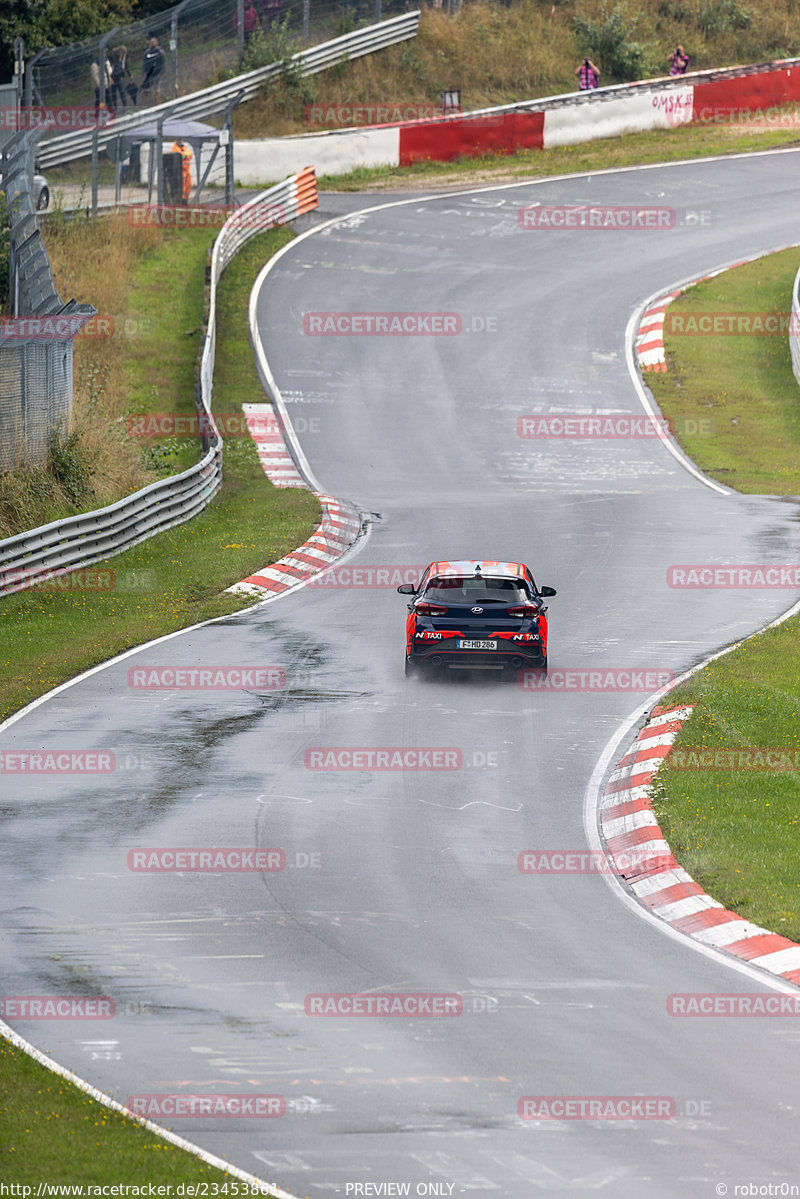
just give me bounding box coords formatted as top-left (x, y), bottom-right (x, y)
top-left (223, 90), bottom-right (245, 207)
top-left (170, 0), bottom-right (193, 97)
top-left (237, 0), bottom-right (245, 62)
top-left (91, 125), bottom-right (99, 217)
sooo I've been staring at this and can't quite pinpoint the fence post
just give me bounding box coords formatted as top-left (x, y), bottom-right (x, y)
top-left (237, 0), bottom-right (245, 61)
top-left (13, 38), bottom-right (24, 108)
top-left (374, 0), bottom-right (381, 22)
top-left (24, 48), bottom-right (47, 109)
top-left (303, 0), bottom-right (310, 43)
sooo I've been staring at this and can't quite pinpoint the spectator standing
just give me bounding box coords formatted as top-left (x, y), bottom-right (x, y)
top-left (91, 56), bottom-right (113, 114)
top-left (140, 33), bottom-right (167, 106)
top-left (234, 0), bottom-right (263, 44)
top-left (108, 46), bottom-right (131, 109)
top-left (669, 45), bottom-right (690, 75)
top-left (575, 58), bottom-right (600, 90)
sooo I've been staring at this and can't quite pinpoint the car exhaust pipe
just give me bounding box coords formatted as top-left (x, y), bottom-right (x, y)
top-left (430, 655), bottom-right (443, 666)
top-left (510, 656), bottom-right (524, 669)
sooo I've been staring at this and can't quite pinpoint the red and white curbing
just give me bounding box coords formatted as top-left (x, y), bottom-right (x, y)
top-left (227, 403), bottom-right (361, 599)
top-left (635, 293), bottom-right (680, 372)
top-left (635, 260), bottom-right (752, 373)
top-left (601, 704), bottom-right (800, 987)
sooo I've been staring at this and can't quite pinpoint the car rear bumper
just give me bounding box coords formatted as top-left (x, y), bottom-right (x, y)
top-left (410, 645), bottom-right (546, 670)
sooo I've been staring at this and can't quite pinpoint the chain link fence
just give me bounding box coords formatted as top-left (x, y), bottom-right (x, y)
top-left (27, 0), bottom-right (410, 116)
top-left (0, 130), bottom-right (96, 473)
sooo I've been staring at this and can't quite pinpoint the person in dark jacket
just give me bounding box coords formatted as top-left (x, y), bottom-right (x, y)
top-left (108, 45), bottom-right (131, 109)
top-left (140, 34), bottom-right (167, 106)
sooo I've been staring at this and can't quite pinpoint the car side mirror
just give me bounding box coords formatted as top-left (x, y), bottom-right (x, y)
top-left (397, 583), bottom-right (416, 595)
top-left (539, 585), bottom-right (557, 597)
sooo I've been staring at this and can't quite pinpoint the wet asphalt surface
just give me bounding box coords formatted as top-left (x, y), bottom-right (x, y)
top-left (4, 151), bottom-right (800, 1196)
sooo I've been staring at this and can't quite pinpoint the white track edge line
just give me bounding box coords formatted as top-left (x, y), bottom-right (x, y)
top-left (0, 1019), bottom-right (298, 1199)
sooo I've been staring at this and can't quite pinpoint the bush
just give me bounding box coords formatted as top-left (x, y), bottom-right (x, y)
top-left (573, 4), bottom-right (648, 80)
top-left (697, 0), bottom-right (753, 36)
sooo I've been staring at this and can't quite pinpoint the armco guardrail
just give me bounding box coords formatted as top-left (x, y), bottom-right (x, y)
top-left (36, 13), bottom-right (420, 170)
top-left (0, 169), bottom-right (319, 598)
top-left (791, 265), bottom-right (800, 387)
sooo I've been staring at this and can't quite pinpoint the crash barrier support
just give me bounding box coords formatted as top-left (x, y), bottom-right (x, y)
top-left (35, 13), bottom-right (420, 170)
top-left (0, 168), bottom-right (319, 598)
top-left (0, 129), bottom-right (96, 472)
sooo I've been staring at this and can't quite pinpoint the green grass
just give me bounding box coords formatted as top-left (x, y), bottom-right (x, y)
top-left (0, 224), bottom-right (320, 725)
top-left (317, 118), bottom-right (800, 191)
top-left (651, 618), bottom-right (800, 943)
top-left (648, 247), bottom-right (800, 492)
top-left (0, 1039), bottom-right (275, 1188)
top-left (640, 244), bottom-right (800, 943)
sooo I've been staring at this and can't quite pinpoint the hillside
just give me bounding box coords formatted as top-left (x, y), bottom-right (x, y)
top-left (233, 0), bottom-right (800, 138)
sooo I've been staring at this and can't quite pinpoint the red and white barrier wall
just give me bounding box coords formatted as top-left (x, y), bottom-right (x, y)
top-left (224, 57), bottom-right (800, 183)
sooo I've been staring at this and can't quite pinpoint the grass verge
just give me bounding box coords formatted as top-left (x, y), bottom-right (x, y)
top-left (651, 617), bottom-right (800, 944)
top-left (642, 246), bottom-right (800, 943)
top-left (317, 118), bottom-right (800, 192)
top-left (0, 1038), bottom-right (271, 1187)
top-left (648, 246), bottom-right (800, 493)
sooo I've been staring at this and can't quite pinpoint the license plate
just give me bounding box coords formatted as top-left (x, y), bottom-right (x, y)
top-left (457, 639), bottom-right (496, 650)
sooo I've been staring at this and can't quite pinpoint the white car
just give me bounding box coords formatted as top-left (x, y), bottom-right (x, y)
top-left (0, 169), bottom-right (50, 211)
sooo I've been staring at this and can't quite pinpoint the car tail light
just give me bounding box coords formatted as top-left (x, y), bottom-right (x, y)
top-left (415, 601), bottom-right (448, 616)
top-left (506, 605), bottom-right (540, 618)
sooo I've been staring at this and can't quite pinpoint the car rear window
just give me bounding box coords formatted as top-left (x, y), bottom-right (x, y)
top-left (423, 576), bottom-right (530, 604)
